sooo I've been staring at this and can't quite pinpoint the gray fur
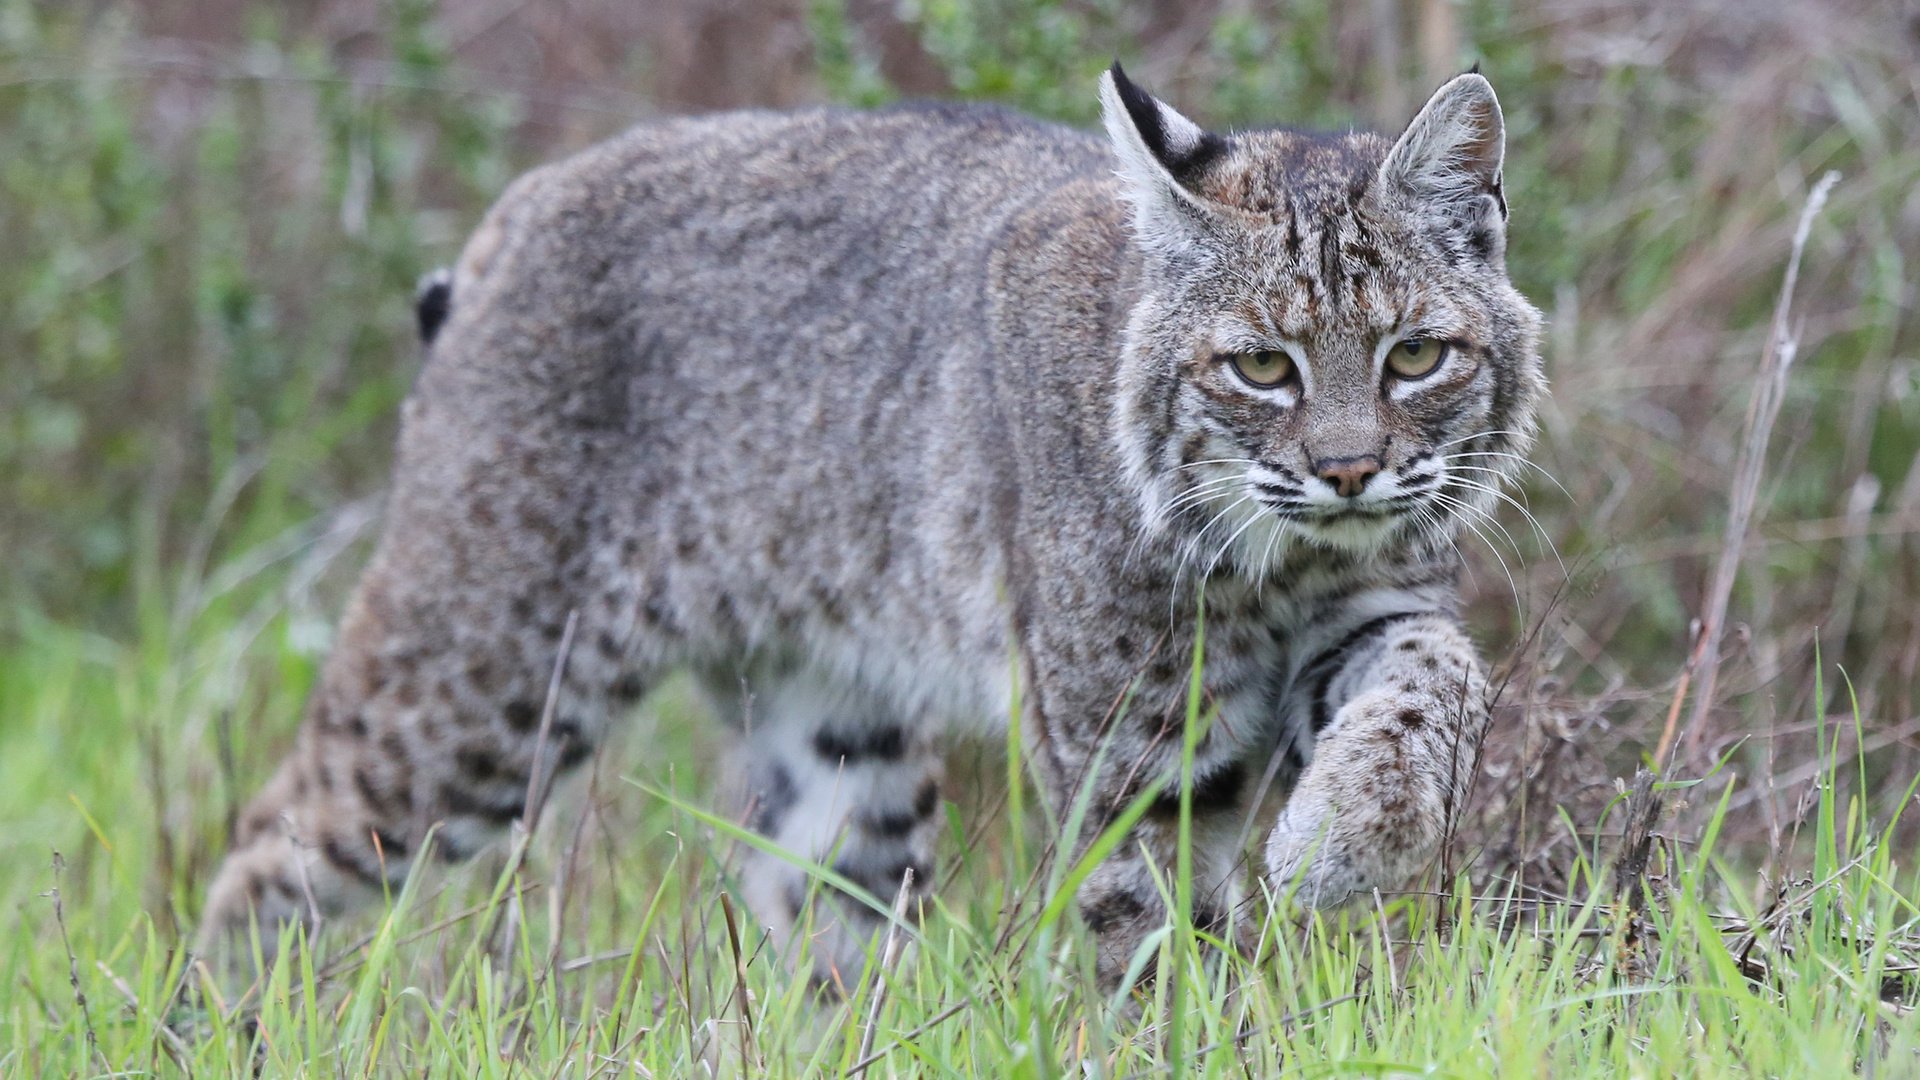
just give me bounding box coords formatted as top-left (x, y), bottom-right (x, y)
top-left (200, 68), bottom-right (1543, 989)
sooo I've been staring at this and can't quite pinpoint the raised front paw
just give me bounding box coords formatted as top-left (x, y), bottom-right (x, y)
top-left (1264, 687), bottom-right (1481, 908)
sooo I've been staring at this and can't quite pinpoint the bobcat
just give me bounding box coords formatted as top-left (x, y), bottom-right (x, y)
top-left (200, 64), bottom-right (1542, 988)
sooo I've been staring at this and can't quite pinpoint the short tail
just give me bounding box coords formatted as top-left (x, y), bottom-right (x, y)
top-left (415, 267), bottom-right (453, 345)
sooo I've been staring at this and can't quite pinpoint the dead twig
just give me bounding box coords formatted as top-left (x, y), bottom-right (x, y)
top-left (857, 867), bottom-right (919, 1066)
top-left (524, 608), bottom-right (583, 827)
top-left (1609, 768), bottom-right (1667, 978)
top-left (718, 892), bottom-right (760, 1073)
top-left (1656, 171), bottom-right (1839, 767)
top-left (48, 852), bottom-right (112, 1076)
top-left (846, 996), bottom-right (972, 1077)
top-left (96, 959), bottom-right (192, 1072)
top-left (488, 608), bottom-right (580, 971)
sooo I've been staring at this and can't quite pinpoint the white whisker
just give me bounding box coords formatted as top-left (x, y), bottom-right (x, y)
top-left (1168, 492), bottom-right (1255, 620)
top-left (1442, 450), bottom-right (1572, 499)
top-left (1406, 498), bottom-right (1476, 594)
top-left (1439, 474), bottom-right (1567, 573)
top-left (1125, 473), bottom-right (1244, 574)
top-left (1428, 488), bottom-right (1526, 565)
top-left (1205, 504), bottom-right (1269, 580)
top-left (1256, 519), bottom-right (1283, 585)
top-left (1435, 427), bottom-right (1530, 451)
top-left (1428, 490), bottom-right (1522, 606)
top-left (1173, 458), bottom-right (1259, 472)
top-left (1162, 474), bottom-right (1249, 514)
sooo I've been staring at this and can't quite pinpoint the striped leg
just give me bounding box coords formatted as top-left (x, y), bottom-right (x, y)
top-left (1072, 758), bottom-right (1255, 988)
top-left (714, 673), bottom-right (943, 990)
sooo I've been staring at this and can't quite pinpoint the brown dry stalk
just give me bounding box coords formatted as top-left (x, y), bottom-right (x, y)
top-left (489, 608), bottom-right (580, 973)
top-left (717, 892), bottom-right (760, 1072)
top-left (857, 866), bottom-right (919, 1066)
top-left (48, 853), bottom-right (112, 1076)
top-left (1609, 767), bottom-right (1667, 979)
top-left (1655, 170), bottom-right (1840, 768)
top-left (847, 997), bottom-right (972, 1077)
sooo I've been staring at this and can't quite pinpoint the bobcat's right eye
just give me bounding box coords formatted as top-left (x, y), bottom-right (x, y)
top-left (1227, 350), bottom-right (1295, 388)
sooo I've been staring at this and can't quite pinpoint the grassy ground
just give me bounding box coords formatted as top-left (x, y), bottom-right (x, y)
top-left (4, 0), bottom-right (1919, 1074)
top-left (6, 608), bottom-right (1919, 1074)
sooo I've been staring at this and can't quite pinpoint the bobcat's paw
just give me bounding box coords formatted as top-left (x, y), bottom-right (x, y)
top-left (1263, 794), bottom-right (1367, 910)
top-left (1264, 688), bottom-right (1468, 908)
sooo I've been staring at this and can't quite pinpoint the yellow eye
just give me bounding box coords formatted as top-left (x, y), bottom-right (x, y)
top-left (1229, 350), bottom-right (1295, 388)
top-left (1387, 338), bottom-right (1449, 379)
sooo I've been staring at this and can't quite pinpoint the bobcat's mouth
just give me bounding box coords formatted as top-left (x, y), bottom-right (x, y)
top-left (1171, 461), bottom-right (1429, 557)
top-left (1286, 505), bottom-right (1403, 550)
top-left (1243, 492), bottom-right (1407, 552)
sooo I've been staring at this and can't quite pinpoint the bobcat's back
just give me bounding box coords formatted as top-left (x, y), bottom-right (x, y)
top-left (405, 103), bottom-right (1133, 721)
top-left (434, 101), bottom-right (1114, 420)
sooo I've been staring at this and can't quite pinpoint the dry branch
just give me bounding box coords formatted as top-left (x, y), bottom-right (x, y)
top-left (1655, 170), bottom-right (1840, 767)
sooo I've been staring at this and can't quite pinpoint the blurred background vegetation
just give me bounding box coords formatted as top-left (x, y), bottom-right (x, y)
top-left (2, 0), bottom-right (1918, 925)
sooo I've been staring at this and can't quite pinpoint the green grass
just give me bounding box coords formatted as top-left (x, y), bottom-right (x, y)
top-left (3, 605), bottom-right (1918, 1075)
top-left (5, 0), bottom-right (1920, 1074)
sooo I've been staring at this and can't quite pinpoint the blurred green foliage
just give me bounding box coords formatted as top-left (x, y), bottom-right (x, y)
top-left (0, 0), bottom-right (516, 625)
top-left (3, 0), bottom-right (1917, 715)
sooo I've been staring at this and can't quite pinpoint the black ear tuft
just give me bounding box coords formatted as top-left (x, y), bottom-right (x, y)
top-left (1107, 62), bottom-right (1168, 163)
top-left (1106, 61), bottom-right (1226, 185)
top-left (1467, 60), bottom-right (1483, 76)
top-left (415, 268), bottom-right (452, 345)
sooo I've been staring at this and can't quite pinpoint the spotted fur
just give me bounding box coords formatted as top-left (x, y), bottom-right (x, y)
top-left (199, 66), bottom-right (1543, 990)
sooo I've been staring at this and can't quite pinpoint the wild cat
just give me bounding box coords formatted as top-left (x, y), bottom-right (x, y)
top-left (199, 63), bottom-right (1541, 988)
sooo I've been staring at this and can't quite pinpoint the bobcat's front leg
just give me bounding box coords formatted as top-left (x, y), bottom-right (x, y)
top-left (1266, 612), bottom-right (1489, 907)
top-left (1044, 712), bottom-right (1259, 988)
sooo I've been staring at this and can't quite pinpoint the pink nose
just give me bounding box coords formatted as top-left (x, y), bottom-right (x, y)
top-left (1314, 455), bottom-right (1381, 498)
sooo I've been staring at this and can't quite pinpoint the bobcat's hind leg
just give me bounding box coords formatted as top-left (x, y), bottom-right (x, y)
top-left (197, 416), bottom-right (645, 969)
top-left (713, 673), bottom-right (943, 991)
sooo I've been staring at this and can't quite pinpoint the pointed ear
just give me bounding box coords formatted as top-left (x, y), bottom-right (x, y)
top-left (1099, 62), bottom-right (1227, 251)
top-left (1379, 73), bottom-right (1508, 257)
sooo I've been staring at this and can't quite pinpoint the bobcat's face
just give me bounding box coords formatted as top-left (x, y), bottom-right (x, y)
top-left (1172, 207), bottom-right (1520, 554)
top-left (1102, 67), bottom-right (1544, 562)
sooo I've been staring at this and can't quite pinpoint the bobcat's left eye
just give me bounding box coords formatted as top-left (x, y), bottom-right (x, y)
top-left (1387, 338), bottom-right (1449, 380)
top-left (1228, 350), bottom-right (1295, 388)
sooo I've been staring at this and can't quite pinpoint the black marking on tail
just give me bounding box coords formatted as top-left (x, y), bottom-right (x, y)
top-left (415, 268), bottom-right (452, 344)
top-left (752, 765), bottom-right (799, 834)
top-left (860, 780), bottom-right (939, 838)
top-left (813, 724), bottom-right (907, 764)
top-left (321, 834), bottom-right (388, 887)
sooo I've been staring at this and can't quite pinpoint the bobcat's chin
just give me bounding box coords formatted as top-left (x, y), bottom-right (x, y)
top-left (1286, 509), bottom-right (1409, 555)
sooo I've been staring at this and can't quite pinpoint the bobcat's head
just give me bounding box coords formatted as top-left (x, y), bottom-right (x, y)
top-left (1103, 64), bottom-right (1544, 569)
